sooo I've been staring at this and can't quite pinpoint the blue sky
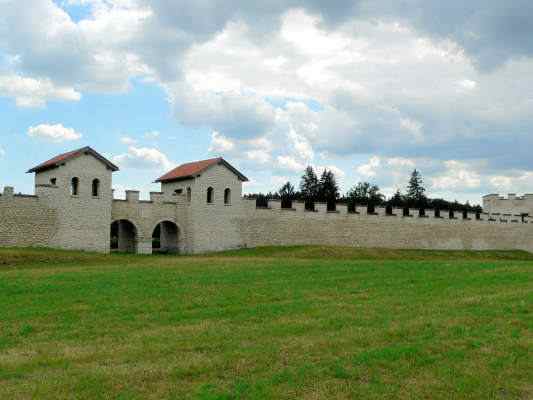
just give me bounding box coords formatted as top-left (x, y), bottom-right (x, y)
top-left (1, 0), bottom-right (533, 203)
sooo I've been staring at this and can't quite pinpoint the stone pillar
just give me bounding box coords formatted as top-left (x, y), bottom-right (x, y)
top-left (160, 223), bottom-right (179, 253)
top-left (118, 221), bottom-right (137, 253)
top-left (137, 238), bottom-right (153, 255)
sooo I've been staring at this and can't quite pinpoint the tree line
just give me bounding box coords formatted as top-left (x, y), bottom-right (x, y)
top-left (244, 166), bottom-right (482, 213)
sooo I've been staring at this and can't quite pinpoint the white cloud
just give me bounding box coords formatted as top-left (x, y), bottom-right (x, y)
top-left (277, 155), bottom-right (305, 173)
top-left (400, 117), bottom-right (424, 143)
top-left (431, 160), bottom-right (481, 190)
top-left (356, 156), bottom-right (381, 178)
top-left (387, 157), bottom-right (416, 168)
top-left (144, 130), bottom-right (160, 140)
top-left (27, 123), bottom-right (82, 142)
top-left (208, 131), bottom-right (235, 153)
top-left (112, 146), bottom-right (174, 171)
top-left (245, 149), bottom-right (271, 164)
top-left (0, 146), bottom-right (5, 158)
top-left (0, 75), bottom-right (81, 107)
top-left (120, 136), bottom-right (137, 145)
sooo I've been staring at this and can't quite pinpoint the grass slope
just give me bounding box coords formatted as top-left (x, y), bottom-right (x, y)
top-left (0, 246), bottom-right (532, 399)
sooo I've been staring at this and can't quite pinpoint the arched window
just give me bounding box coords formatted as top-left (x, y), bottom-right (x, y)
top-left (186, 187), bottom-right (191, 203)
top-left (224, 188), bottom-right (231, 205)
top-left (207, 187), bottom-right (214, 204)
top-left (92, 179), bottom-right (100, 197)
top-left (71, 177), bottom-right (79, 196)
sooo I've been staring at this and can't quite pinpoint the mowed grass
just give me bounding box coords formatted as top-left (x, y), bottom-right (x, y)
top-left (0, 246), bottom-right (531, 399)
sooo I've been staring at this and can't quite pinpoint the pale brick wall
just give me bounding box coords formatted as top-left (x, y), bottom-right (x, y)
top-left (186, 164), bottom-right (245, 253)
top-left (0, 188), bottom-right (58, 248)
top-left (483, 194), bottom-right (533, 216)
top-left (235, 204), bottom-right (533, 252)
top-left (3, 152), bottom-right (533, 255)
top-left (34, 153), bottom-right (113, 253)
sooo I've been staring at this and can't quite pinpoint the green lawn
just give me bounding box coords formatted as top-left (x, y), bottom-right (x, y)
top-left (0, 246), bottom-right (532, 399)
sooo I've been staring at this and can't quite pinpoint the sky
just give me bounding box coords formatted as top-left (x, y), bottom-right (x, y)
top-left (1, 1), bottom-right (532, 203)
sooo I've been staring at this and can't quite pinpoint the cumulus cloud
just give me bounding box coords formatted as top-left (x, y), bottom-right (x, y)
top-left (2, 0), bottom-right (533, 201)
top-left (208, 131), bottom-right (235, 153)
top-left (0, 74), bottom-right (81, 107)
top-left (27, 123), bottom-right (82, 142)
top-left (356, 156), bottom-right (381, 178)
top-left (277, 155), bottom-right (305, 173)
top-left (144, 130), bottom-right (160, 140)
top-left (112, 145), bottom-right (174, 171)
top-left (0, 145), bottom-right (5, 158)
top-left (120, 136), bottom-right (138, 145)
top-left (431, 161), bottom-right (481, 190)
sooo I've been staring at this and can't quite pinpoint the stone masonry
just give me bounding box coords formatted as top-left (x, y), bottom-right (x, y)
top-left (1, 146), bottom-right (532, 254)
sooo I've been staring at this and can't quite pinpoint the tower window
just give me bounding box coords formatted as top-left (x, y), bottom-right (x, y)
top-left (71, 177), bottom-right (79, 196)
top-left (207, 187), bottom-right (214, 204)
top-left (187, 187), bottom-right (191, 203)
top-left (92, 179), bottom-right (100, 197)
top-left (224, 188), bottom-right (231, 205)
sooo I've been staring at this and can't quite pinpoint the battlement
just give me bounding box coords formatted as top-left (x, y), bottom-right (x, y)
top-left (483, 193), bottom-right (533, 201)
top-left (248, 199), bottom-right (533, 225)
top-left (483, 193), bottom-right (533, 216)
top-left (113, 189), bottom-right (180, 205)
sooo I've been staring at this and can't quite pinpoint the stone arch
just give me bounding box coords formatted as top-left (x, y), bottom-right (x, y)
top-left (151, 220), bottom-right (180, 253)
top-left (110, 219), bottom-right (138, 253)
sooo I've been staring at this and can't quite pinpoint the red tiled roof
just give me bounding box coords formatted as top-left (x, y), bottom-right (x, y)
top-left (156, 157), bottom-right (248, 183)
top-left (27, 146), bottom-right (119, 173)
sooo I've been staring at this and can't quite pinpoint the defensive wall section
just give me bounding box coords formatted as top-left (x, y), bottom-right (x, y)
top-left (234, 200), bottom-right (533, 253)
top-left (483, 193), bottom-right (533, 216)
top-left (0, 186), bottom-right (58, 248)
top-left (111, 190), bottom-right (190, 254)
top-left (1, 143), bottom-right (533, 255)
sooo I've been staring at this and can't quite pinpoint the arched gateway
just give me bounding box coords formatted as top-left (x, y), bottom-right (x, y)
top-left (152, 221), bottom-right (180, 253)
top-left (110, 220), bottom-right (138, 253)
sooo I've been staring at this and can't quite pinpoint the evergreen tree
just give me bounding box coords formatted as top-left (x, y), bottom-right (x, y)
top-left (347, 182), bottom-right (384, 208)
top-left (318, 169), bottom-right (339, 211)
top-left (299, 166), bottom-right (319, 211)
top-left (406, 169), bottom-right (427, 207)
top-left (278, 181), bottom-right (296, 209)
top-left (389, 189), bottom-right (405, 208)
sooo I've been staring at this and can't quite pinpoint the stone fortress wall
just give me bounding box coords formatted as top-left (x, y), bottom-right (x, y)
top-left (235, 199), bottom-right (533, 253)
top-left (0, 186), bottom-right (58, 248)
top-left (1, 147), bottom-right (533, 255)
top-left (483, 193), bottom-right (533, 216)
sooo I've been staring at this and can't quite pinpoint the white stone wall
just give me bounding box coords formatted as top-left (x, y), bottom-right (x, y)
top-left (34, 153), bottom-right (113, 253)
top-left (186, 164), bottom-right (245, 253)
top-left (483, 194), bottom-right (533, 216)
top-left (236, 202), bottom-right (533, 253)
top-left (3, 155), bottom-right (533, 255)
top-left (0, 188), bottom-right (58, 248)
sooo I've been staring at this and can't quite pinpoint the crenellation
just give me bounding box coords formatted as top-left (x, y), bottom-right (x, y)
top-left (2, 146), bottom-right (533, 255)
top-left (126, 190), bottom-right (140, 203)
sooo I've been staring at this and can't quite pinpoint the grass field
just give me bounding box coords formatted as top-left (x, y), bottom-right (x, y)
top-left (0, 246), bottom-right (532, 399)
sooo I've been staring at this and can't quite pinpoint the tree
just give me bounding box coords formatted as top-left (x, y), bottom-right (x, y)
top-left (346, 182), bottom-right (384, 211)
top-left (300, 166), bottom-right (319, 211)
top-left (406, 169), bottom-right (427, 207)
top-left (318, 169), bottom-right (339, 211)
top-left (279, 181), bottom-right (296, 209)
top-left (388, 189), bottom-right (405, 208)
